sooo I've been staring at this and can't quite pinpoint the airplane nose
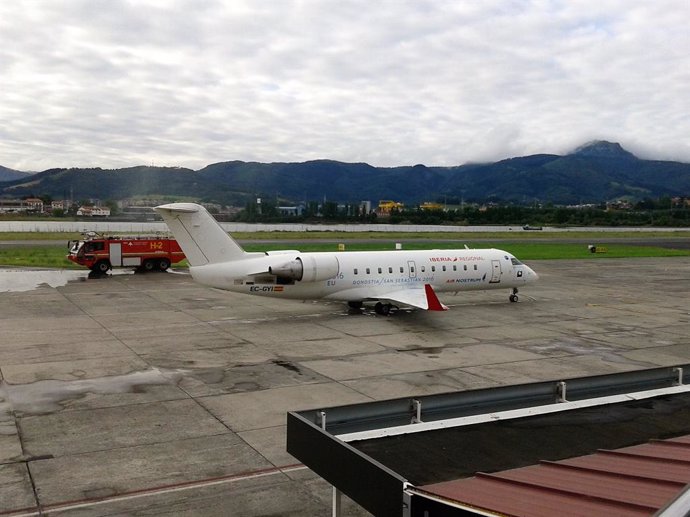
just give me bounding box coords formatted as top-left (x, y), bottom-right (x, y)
top-left (527, 266), bottom-right (539, 281)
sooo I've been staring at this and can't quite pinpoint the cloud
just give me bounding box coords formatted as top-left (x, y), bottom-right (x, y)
top-left (1, 0), bottom-right (688, 171)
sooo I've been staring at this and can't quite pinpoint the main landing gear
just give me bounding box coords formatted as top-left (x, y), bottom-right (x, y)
top-left (509, 288), bottom-right (519, 303)
top-left (374, 302), bottom-right (394, 316)
top-left (347, 300), bottom-right (395, 315)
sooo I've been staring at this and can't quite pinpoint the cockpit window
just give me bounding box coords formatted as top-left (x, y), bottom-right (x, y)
top-left (511, 258), bottom-right (523, 265)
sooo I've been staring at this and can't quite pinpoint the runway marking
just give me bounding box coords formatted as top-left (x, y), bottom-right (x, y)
top-left (2, 463), bottom-right (307, 516)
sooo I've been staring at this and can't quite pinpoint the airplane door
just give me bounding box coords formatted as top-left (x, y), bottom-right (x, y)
top-left (408, 260), bottom-right (417, 279)
top-left (110, 243), bottom-right (122, 266)
top-left (490, 259), bottom-right (501, 283)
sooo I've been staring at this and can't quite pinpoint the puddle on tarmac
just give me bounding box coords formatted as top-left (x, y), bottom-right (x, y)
top-left (0, 268), bottom-right (87, 292)
top-left (0, 367), bottom-right (187, 415)
top-left (0, 268), bottom-right (134, 293)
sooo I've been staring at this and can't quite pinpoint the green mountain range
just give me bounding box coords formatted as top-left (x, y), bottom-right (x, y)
top-left (0, 165), bottom-right (31, 183)
top-left (1, 141), bottom-right (689, 205)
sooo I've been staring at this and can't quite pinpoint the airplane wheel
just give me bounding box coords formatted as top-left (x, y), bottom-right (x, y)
top-left (509, 294), bottom-right (518, 303)
top-left (375, 302), bottom-right (391, 316)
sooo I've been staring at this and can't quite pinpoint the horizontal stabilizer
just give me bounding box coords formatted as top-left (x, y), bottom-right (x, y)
top-left (154, 204), bottom-right (199, 214)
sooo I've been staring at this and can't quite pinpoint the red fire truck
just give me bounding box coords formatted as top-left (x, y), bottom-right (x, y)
top-left (67, 233), bottom-right (185, 273)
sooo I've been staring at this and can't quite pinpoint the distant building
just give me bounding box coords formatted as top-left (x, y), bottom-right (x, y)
top-left (567, 203), bottom-right (598, 209)
top-left (77, 206), bottom-right (111, 217)
top-left (377, 200), bottom-right (404, 216)
top-left (0, 199), bottom-right (26, 213)
top-left (24, 198), bottom-right (44, 213)
top-left (360, 200), bottom-right (372, 214)
top-left (0, 198), bottom-right (47, 213)
top-left (420, 202), bottom-right (444, 211)
top-left (606, 200), bottom-right (632, 211)
top-left (50, 200), bottom-right (69, 211)
top-left (278, 206), bottom-right (304, 216)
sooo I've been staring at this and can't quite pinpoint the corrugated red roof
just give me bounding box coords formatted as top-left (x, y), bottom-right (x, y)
top-left (418, 434), bottom-right (690, 517)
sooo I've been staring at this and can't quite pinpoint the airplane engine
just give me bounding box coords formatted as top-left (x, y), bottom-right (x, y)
top-left (269, 259), bottom-right (303, 280)
top-left (269, 255), bottom-right (339, 282)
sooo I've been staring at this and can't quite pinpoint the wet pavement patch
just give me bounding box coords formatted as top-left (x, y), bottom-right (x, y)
top-left (0, 368), bottom-right (186, 415)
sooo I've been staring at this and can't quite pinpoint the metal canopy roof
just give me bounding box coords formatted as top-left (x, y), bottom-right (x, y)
top-left (351, 390), bottom-right (690, 486)
top-left (286, 364), bottom-right (690, 516)
top-left (415, 435), bottom-right (690, 517)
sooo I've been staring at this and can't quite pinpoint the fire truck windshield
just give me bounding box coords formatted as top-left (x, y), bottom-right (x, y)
top-left (83, 241), bottom-right (105, 253)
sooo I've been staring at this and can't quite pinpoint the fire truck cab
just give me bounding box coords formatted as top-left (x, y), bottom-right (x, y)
top-left (67, 233), bottom-right (185, 273)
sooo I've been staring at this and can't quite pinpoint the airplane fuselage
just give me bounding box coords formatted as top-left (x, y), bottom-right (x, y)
top-left (189, 247), bottom-right (536, 303)
top-left (154, 203), bottom-right (538, 312)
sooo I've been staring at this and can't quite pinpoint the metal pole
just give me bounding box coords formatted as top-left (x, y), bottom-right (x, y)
top-left (332, 486), bottom-right (342, 517)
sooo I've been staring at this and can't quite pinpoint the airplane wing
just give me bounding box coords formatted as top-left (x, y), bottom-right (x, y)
top-left (376, 284), bottom-right (448, 311)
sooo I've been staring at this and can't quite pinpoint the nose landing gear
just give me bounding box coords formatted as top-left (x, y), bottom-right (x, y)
top-left (509, 288), bottom-right (519, 303)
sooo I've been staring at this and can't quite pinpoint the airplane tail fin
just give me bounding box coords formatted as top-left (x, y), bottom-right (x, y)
top-left (154, 203), bottom-right (246, 266)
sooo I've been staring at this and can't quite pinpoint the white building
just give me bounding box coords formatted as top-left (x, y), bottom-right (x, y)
top-left (77, 206), bottom-right (111, 217)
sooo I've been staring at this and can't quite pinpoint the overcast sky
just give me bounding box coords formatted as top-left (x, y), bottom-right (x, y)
top-left (1, 1), bottom-right (688, 171)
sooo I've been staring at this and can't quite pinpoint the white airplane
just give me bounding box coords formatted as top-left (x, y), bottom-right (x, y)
top-left (155, 203), bottom-right (538, 315)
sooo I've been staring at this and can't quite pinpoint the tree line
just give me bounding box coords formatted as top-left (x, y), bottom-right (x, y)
top-left (231, 197), bottom-right (690, 226)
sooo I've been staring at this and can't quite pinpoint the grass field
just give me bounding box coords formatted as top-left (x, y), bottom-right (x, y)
top-left (0, 247), bottom-right (83, 269)
top-left (244, 241), bottom-right (690, 259)
top-left (1, 240), bottom-right (688, 269)
top-left (1, 232), bottom-right (83, 241)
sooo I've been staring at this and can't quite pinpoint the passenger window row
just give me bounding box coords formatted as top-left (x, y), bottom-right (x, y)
top-left (353, 264), bottom-right (478, 275)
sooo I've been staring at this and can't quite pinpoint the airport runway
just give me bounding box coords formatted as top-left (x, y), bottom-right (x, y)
top-left (1, 257), bottom-right (690, 515)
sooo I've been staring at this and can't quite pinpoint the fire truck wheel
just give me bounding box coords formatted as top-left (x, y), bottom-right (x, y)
top-left (158, 258), bottom-right (170, 271)
top-left (94, 261), bottom-right (110, 273)
top-left (143, 259), bottom-right (156, 272)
